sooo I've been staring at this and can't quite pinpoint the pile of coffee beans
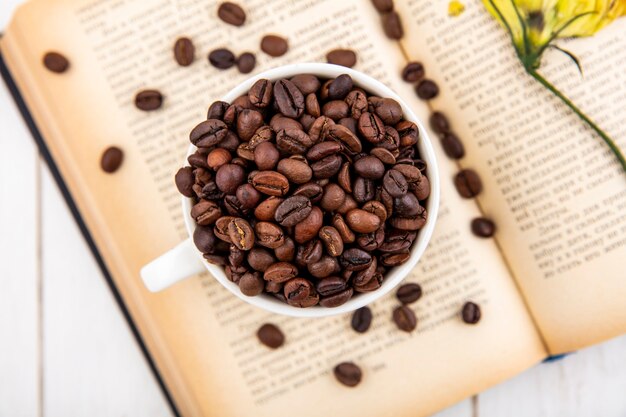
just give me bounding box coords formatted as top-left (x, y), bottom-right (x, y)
top-left (176, 73), bottom-right (431, 308)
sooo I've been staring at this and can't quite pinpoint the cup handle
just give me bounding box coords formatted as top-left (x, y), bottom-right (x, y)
top-left (140, 238), bottom-right (205, 292)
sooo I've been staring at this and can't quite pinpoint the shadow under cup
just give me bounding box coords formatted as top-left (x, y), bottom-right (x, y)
top-left (182, 63), bottom-right (440, 317)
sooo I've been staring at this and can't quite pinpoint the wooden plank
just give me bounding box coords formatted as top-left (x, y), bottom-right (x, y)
top-left (0, 78), bottom-right (40, 416)
top-left (478, 335), bottom-right (626, 417)
top-left (40, 165), bottom-right (172, 417)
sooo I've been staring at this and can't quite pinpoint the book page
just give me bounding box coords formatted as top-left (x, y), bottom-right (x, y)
top-left (2, 0), bottom-right (544, 416)
top-left (397, 0), bottom-right (626, 354)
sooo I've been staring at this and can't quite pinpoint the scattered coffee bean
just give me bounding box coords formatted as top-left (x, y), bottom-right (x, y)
top-left (135, 90), bottom-right (163, 111)
top-left (381, 11), bottom-right (404, 39)
top-left (326, 49), bottom-right (357, 68)
top-left (462, 301), bottom-right (481, 324)
top-left (371, 0), bottom-right (394, 12)
top-left (441, 132), bottom-right (465, 159)
top-left (209, 48), bottom-right (236, 69)
top-left (392, 305), bottom-right (417, 332)
top-left (257, 323), bottom-right (285, 348)
top-left (416, 79), bottom-right (439, 100)
top-left (429, 111), bottom-right (451, 134)
top-left (333, 362), bottom-right (362, 387)
top-left (43, 52), bottom-right (69, 73)
top-left (471, 217), bottom-right (496, 237)
top-left (173, 37), bottom-right (195, 66)
top-left (100, 146), bottom-right (124, 173)
top-left (454, 169), bottom-right (482, 198)
top-left (401, 61), bottom-right (425, 82)
top-left (261, 35), bottom-right (289, 57)
top-left (351, 306), bottom-right (373, 333)
top-left (217, 2), bottom-right (246, 26)
top-left (237, 52), bottom-right (256, 74)
top-left (396, 283), bottom-right (422, 304)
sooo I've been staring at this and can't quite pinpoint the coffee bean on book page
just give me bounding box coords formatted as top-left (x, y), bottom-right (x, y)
top-left (326, 49), bottom-right (357, 68)
top-left (333, 362), bottom-right (362, 387)
top-left (381, 11), bottom-right (404, 39)
top-left (236, 52), bottom-right (256, 74)
top-left (100, 146), bottom-right (123, 173)
top-left (441, 132), bottom-right (465, 159)
top-left (471, 217), bottom-right (496, 237)
top-left (260, 35), bottom-right (289, 57)
top-left (429, 111), bottom-right (451, 134)
top-left (462, 301), bottom-right (481, 324)
top-left (401, 61), bottom-right (425, 82)
top-left (392, 305), bottom-right (416, 332)
top-left (396, 283), bottom-right (422, 304)
top-left (351, 306), bottom-right (372, 333)
top-left (371, 0), bottom-right (393, 13)
top-left (208, 48), bottom-right (236, 69)
top-left (416, 79), bottom-right (439, 100)
top-left (173, 37), bottom-right (195, 66)
top-left (257, 323), bottom-right (285, 348)
top-left (217, 2), bottom-right (246, 26)
top-left (454, 169), bottom-right (482, 198)
top-left (43, 52), bottom-right (69, 73)
top-left (135, 90), bottom-right (163, 111)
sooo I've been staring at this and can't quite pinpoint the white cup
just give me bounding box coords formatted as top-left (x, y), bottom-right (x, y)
top-left (140, 63), bottom-right (440, 318)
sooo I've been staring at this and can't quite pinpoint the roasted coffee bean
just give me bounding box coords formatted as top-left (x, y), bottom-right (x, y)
top-left (320, 287), bottom-right (353, 307)
top-left (228, 218), bottom-right (255, 250)
top-left (393, 193), bottom-right (420, 216)
top-left (389, 205), bottom-right (427, 231)
top-left (225, 264), bottom-right (246, 283)
top-left (393, 163), bottom-right (422, 183)
top-left (352, 258), bottom-right (381, 292)
top-left (277, 158), bottom-right (312, 184)
top-left (328, 74), bottom-right (353, 100)
top-left (254, 196), bottom-right (283, 221)
top-left (402, 61), bottom-right (425, 82)
top-left (261, 35), bottom-right (289, 57)
top-left (236, 184), bottom-right (262, 209)
top-left (306, 141), bottom-right (342, 161)
top-left (252, 171), bottom-right (290, 196)
top-left (311, 154), bottom-right (342, 179)
top-left (264, 262), bottom-right (298, 283)
top-left (290, 74), bottom-right (321, 95)
top-left (416, 79), bottom-right (439, 100)
top-left (237, 109), bottom-right (264, 141)
top-left (239, 272), bottom-right (264, 296)
top-left (362, 200), bottom-right (388, 223)
top-left (322, 100), bottom-right (349, 121)
top-left (218, 131), bottom-right (240, 151)
top-left (204, 254), bottom-right (226, 265)
top-left (429, 111), bottom-right (450, 134)
top-left (275, 196), bottom-right (312, 227)
top-left (396, 283), bottom-right (422, 304)
top-left (188, 150), bottom-right (211, 169)
top-left (379, 126), bottom-right (400, 151)
top-left (338, 162), bottom-right (352, 193)
top-left (173, 37), bottom-right (195, 66)
top-left (284, 277), bottom-right (313, 302)
top-left (358, 112), bottom-right (385, 144)
top-left (214, 216), bottom-right (235, 242)
top-left (370, 147), bottom-right (396, 165)
top-left (309, 116), bottom-right (334, 143)
top-left (454, 169), bottom-right (482, 198)
top-left (371, 0), bottom-right (393, 12)
top-left (351, 306), bottom-right (372, 333)
top-left (319, 183), bottom-right (346, 212)
top-left (326, 49), bottom-right (357, 68)
top-left (247, 248), bottom-right (275, 272)
top-left (340, 248), bottom-right (372, 271)
top-left (254, 221), bottom-right (285, 249)
top-left (339, 118), bottom-right (358, 136)
top-left (236, 52), bottom-right (256, 73)
top-left (383, 169), bottom-right (408, 197)
top-left (295, 239), bottom-right (323, 266)
top-left (99, 146), bottom-right (124, 173)
top-left (223, 194), bottom-right (248, 216)
top-left (43, 52), bottom-right (69, 73)
top-left (265, 280), bottom-right (283, 294)
top-left (292, 182), bottom-right (324, 203)
top-left (193, 167), bottom-right (212, 185)
top-left (135, 90), bottom-right (163, 111)
top-left (287, 290), bottom-right (319, 307)
top-left (277, 129), bottom-right (313, 154)
top-left (345, 90), bottom-right (368, 120)
top-left (193, 225), bottom-right (217, 253)
top-left (191, 200), bottom-right (221, 225)
top-left (380, 251), bottom-right (410, 266)
top-left (316, 276), bottom-right (347, 296)
top-left (308, 256), bottom-right (340, 279)
top-left (274, 237), bottom-right (295, 262)
top-left (332, 214), bottom-right (356, 243)
top-left (413, 176), bottom-right (431, 200)
top-left (327, 124), bottom-right (362, 152)
top-left (217, 2), bottom-right (246, 26)
top-left (257, 323), bottom-right (284, 348)
top-left (354, 156), bottom-right (385, 180)
top-left (249, 125), bottom-right (274, 148)
top-left (334, 362), bottom-right (362, 387)
top-left (206, 148), bottom-right (231, 171)
top-left (271, 115), bottom-right (303, 132)
top-left (215, 164), bottom-right (246, 194)
top-left (294, 206), bottom-right (323, 243)
top-left (300, 114), bottom-right (316, 131)
top-left (441, 132), bottom-right (465, 159)
top-left (353, 177), bottom-right (376, 203)
top-left (208, 48), bottom-right (236, 69)
top-left (228, 245), bottom-right (245, 267)
top-left (319, 226), bottom-right (344, 256)
top-left (357, 227), bottom-right (385, 251)
top-left (378, 229), bottom-right (415, 253)
top-left (190, 119), bottom-right (228, 148)
top-left (381, 11), bottom-right (404, 39)
top-left (462, 301), bottom-right (481, 324)
top-left (253, 142), bottom-right (279, 171)
top-left (304, 93), bottom-right (321, 118)
top-left (393, 305), bottom-right (417, 332)
top-left (249, 79), bottom-right (273, 108)
top-left (370, 97), bottom-right (402, 125)
top-left (396, 120), bottom-right (419, 147)
top-left (471, 217), bottom-right (496, 237)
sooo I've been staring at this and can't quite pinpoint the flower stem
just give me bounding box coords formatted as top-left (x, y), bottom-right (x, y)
top-left (527, 69), bottom-right (626, 173)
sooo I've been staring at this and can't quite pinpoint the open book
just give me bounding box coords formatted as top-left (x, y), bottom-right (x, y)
top-left (2, 0), bottom-right (625, 416)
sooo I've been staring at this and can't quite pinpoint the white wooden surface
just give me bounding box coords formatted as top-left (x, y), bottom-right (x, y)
top-left (1, 2), bottom-right (626, 416)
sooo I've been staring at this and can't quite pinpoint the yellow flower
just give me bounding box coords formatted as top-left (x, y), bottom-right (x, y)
top-left (484, 0), bottom-right (626, 58)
